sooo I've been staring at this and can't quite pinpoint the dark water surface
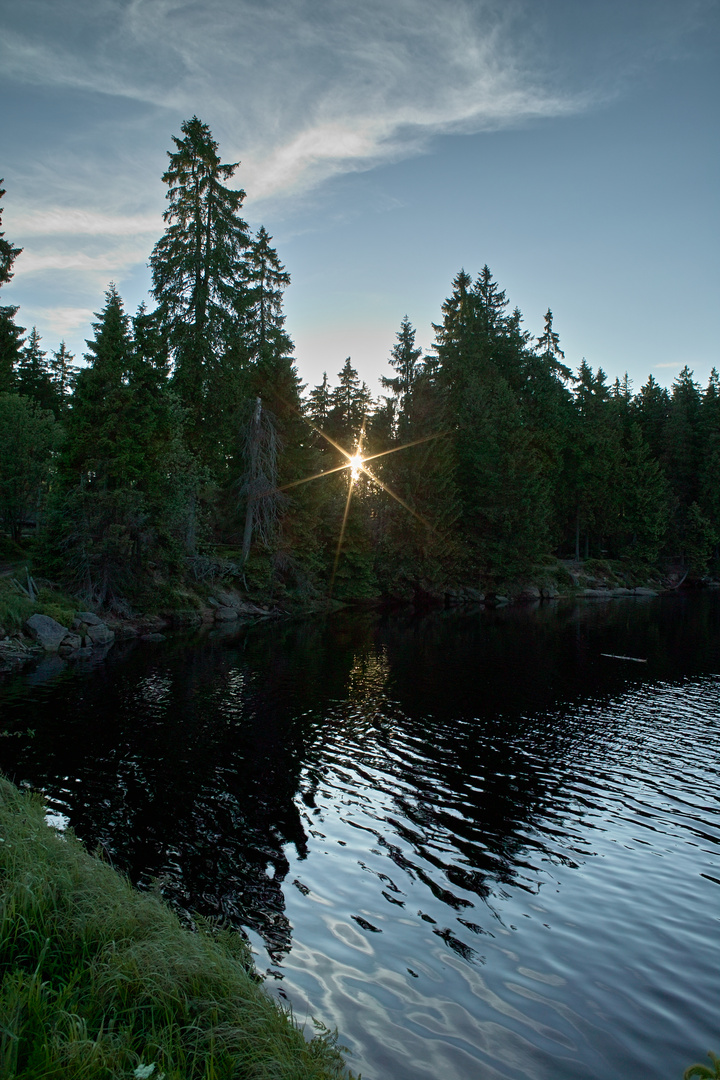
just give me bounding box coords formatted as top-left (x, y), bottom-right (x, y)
top-left (1, 594), bottom-right (719, 1079)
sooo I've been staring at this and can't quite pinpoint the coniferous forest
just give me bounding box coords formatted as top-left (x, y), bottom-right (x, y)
top-left (1, 117), bottom-right (719, 611)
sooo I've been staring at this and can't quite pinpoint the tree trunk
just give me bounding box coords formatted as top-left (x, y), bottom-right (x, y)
top-left (241, 397), bottom-right (263, 565)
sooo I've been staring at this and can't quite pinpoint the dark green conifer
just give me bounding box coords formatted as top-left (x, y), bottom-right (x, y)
top-left (14, 327), bottom-right (57, 414)
top-left (48, 341), bottom-right (79, 412)
top-left (0, 181), bottom-right (24, 390)
top-left (150, 117), bottom-right (251, 458)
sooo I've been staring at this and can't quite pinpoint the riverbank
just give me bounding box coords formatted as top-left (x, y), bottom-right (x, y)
top-left (0, 775), bottom-right (352, 1080)
top-left (2, 549), bottom-right (717, 675)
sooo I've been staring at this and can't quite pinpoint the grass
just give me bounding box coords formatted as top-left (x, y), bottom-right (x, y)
top-left (0, 777), bottom-right (354, 1080)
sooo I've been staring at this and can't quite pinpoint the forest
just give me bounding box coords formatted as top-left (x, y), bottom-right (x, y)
top-left (0, 116), bottom-right (718, 610)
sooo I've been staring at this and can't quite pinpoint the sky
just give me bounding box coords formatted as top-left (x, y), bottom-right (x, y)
top-left (0, 0), bottom-right (718, 397)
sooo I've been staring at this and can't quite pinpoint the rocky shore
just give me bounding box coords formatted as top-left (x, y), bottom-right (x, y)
top-left (1, 562), bottom-right (717, 677)
top-left (0, 585), bottom-right (276, 675)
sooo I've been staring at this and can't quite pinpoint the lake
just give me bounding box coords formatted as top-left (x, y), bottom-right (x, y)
top-left (1, 592), bottom-right (719, 1080)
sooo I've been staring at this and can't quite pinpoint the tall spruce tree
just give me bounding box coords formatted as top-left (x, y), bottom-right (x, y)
top-left (150, 117), bottom-right (251, 459)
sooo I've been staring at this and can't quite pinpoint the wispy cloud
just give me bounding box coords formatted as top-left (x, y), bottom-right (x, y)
top-left (16, 244), bottom-right (151, 276)
top-left (1, 0), bottom-right (585, 206)
top-left (25, 307), bottom-right (96, 340)
top-left (11, 208), bottom-right (161, 238)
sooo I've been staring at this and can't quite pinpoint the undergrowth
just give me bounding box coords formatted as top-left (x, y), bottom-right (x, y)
top-left (0, 776), bottom-right (354, 1079)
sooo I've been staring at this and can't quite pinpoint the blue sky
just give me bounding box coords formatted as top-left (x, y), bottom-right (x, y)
top-left (1, 0), bottom-right (718, 396)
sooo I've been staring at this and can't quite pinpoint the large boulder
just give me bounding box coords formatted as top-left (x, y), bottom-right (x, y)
top-left (25, 614), bottom-right (69, 652)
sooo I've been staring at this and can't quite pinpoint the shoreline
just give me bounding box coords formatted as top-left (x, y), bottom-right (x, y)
top-left (2, 558), bottom-right (718, 677)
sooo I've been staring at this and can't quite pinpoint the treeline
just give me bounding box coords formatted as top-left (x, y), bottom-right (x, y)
top-left (0, 118), bottom-right (718, 606)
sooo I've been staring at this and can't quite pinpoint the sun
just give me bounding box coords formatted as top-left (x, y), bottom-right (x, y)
top-left (349, 452), bottom-right (364, 482)
top-left (267, 397), bottom-right (446, 594)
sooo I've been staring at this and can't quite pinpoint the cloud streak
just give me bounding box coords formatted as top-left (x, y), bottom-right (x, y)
top-left (1, 0), bottom-right (585, 206)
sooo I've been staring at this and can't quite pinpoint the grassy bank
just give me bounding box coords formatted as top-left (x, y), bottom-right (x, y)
top-left (0, 777), bottom-right (353, 1080)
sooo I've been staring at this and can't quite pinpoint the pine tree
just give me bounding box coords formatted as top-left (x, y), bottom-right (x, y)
top-left (14, 327), bottom-right (57, 414)
top-left (0, 393), bottom-right (60, 542)
top-left (327, 359), bottom-right (372, 448)
top-left (51, 286), bottom-right (192, 601)
top-left (48, 341), bottom-right (79, 412)
top-left (618, 424), bottom-right (670, 566)
top-left (381, 316), bottom-right (423, 429)
top-left (698, 368), bottom-right (720, 568)
top-left (307, 373), bottom-right (331, 430)
top-left (0, 181), bottom-right (24, 390)
top-left (535, 308), bottom-right (570, 378)
top-left (150, 117), bottom-right (251, 455)
top-left (567, 361), bottom-right (624, 559)
top-left (633, 374), bottom-right (670, 463)
top-left (245, 227), bottom-right (291, 365)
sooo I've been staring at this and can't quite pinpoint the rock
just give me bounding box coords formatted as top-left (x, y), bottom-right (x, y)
top-left (214, 606), bottom-right (239, 621)
top-left (519, 586), bottom-right (541, 601)
top-left (215, 589), bottom-right (242, 609)
top-left (74, 611), bottom-right (104, 626)
top-left (58, 632), bottom-right (83, 656)
top-left (72, 613), bottom-right (115, 646)
top-left (633, 586), bottom-right (658, 596)
top-left (541, 586), bottom-right (560, 599)
top-left (140, 632), bottom-right (166, 641)
top-left (463, 587), bottom-right (485, 602)
top-left (85, 622), bottom-right (114, 645)
top-left (483, 594), bottom-right (508, 607)
top-left (25, 614), bottom-right (69, 652)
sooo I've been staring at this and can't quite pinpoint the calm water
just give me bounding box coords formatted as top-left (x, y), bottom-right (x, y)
top-left (1, 594), bottom-right (719, 1079)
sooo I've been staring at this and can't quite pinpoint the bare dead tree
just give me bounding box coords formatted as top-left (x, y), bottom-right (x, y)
top-left (237, 397), bottom-right (285, 573)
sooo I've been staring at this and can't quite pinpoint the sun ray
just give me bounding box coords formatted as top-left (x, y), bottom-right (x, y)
top-left (330, 475), bottom-right (355, 596)
top-left (358, 463), bottom-right (436, 533)
top-left (261, 392), bottom-right (447, 589)
top-left (277, 461), bottom-right (352, 491)
top-left (361, 430), bottom-right (447, 464)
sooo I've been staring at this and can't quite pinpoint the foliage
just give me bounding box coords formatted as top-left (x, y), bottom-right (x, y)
top-left (685, 1053), bottom-right (720, 1079)
top-left (0, 393), bottom-right (61, 542)
top-left (0, 180), bottom-right (24, 391)
top-left (0, 775), bottom-right (353, 1080)
top-left (150, 116), bottom-right (251, 463)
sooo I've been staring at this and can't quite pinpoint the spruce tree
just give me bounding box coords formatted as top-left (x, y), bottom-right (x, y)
top-left (52, 286), bottom-right (192, 601)
top-left (327, 358), bottom-right (372, 448)
top-left (0, 393), bottom-right (60, 543)
top-left (567, 361), bottom-right (623, 559)
top-left (633, 375), bottom-right (670, 463)
top-left (14, 327), bottom-right (57, 414)
top-left (48, 341), bottom-right (79, 413)
top-left (381, 316), bottom-right (423, 429)
top-left (150, 117), bottom-right (251, 457)
top-left (0, 182), bottom-right (24, 390)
